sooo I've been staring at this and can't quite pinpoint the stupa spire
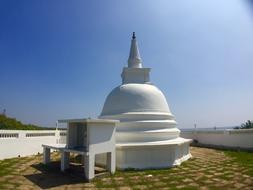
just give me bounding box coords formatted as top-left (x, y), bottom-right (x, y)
top-left (128, 32), bottom-right (142, 68)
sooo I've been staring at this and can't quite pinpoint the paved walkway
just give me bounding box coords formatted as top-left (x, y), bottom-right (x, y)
top-left (0, 147), bottom-right (252, 189)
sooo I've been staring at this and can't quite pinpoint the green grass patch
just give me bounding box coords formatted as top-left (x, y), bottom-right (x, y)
top-left (224, 150), bottom-right (253, 176)
top-left (0, 148), bottom-right (252, 189)
top-left (0, 158), bottom-right (20, 176)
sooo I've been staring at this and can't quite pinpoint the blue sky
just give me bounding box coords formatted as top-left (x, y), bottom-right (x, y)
top-left (0, 0), bottom-right (253, 128)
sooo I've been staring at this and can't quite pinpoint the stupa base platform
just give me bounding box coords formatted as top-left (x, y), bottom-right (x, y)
top-left (96, 137), bottom-right (192, 169)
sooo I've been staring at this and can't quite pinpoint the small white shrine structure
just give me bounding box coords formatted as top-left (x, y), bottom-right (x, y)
top-left (42, 119), bottom-right (118, 180)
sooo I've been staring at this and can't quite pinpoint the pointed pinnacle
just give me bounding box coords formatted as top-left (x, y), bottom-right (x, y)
top-left (132, 32), bottom-right (136, 39)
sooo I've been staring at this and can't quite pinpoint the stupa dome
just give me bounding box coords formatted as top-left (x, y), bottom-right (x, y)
top-left (101, 83), bottom-right (172, 116)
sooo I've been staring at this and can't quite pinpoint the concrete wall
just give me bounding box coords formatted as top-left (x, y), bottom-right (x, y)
top-left (0, 130), bottom-right (66, 160)
top-left (180, 129), bottom-right (253, 149)
top-left (1, 128), bottom-right (252, 160)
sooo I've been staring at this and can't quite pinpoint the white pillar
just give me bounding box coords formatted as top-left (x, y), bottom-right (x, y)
top-left (61, 151), bottom-right (70, 172)
top-left (84, 153), bottom-right (95, 180)
top-left (106, 151), bottom-right (115, 174)
top-left (43, 147), bottom-right (50, 164)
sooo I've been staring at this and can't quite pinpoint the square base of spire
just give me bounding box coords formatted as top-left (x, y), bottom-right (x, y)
top-left (121, 67), bottom-right (151, 84)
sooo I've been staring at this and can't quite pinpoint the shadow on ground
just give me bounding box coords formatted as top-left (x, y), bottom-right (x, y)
top-left (24, 161), bottom-right (106, 189)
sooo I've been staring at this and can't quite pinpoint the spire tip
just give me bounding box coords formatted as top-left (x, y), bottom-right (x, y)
top-left (132, 32), bottom-right (136, 39)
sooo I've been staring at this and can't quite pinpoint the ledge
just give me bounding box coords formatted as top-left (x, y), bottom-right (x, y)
top-left (116, 137), bottom-right (192, 147)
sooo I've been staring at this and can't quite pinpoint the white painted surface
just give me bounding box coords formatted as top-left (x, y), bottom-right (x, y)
top-left (98, 33), bottom-right (191, 169)
top-left (42, 119), bottom-right (117, 180)
top-left (43, 147), bottom-right (50, 164)
top-left (61, 151), bottom-right (70, 171)
top-left (101, 84), bottom-right (171, 116)
top-left (181, 129), bottom-right (253, 148)
top-left (128, 32), bottom-right (142, 68)
top-left (116, 143), bottom-right (191, 169)
top-left (0, 130), bottom-right (66, 159)
top-left (42, 119), bottom-right (119, 180)
top-left (96, 141), bottom-right (191, 169)
top-left (61, 118), bottom-right (118, 155)
top-left (64, 119), bottom-right (117, 178)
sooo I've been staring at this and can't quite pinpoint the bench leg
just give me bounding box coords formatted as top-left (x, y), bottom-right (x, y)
top-left (43, 147), bottom-right (50, 164)
top-left (106, 151), bottom-right (116, 174)
top-left (84, 154), bottom-right (95, 180)
top-left (61, 151), bottom-right (70, 171)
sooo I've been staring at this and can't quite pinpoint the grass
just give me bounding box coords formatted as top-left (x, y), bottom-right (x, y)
top-left (93, 148), bottom-right (253, 189)
top-left (0, 158), bottom-right (19, 176)
top-left (0, 147), bottom-right (252, 189)
top-left (224, 150), bottom-right (253, 176)
top-left (0, 158), bottom-right (18, 189)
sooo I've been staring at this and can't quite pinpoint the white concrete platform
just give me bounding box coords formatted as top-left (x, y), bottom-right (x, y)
top-left (42, 143), bottom-right (115, 180)
top-left (42, 118), bottom-right (117, 180)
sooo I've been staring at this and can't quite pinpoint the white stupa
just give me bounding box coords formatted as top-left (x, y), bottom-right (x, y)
top-left (99, 33), bottom-right (192, 169)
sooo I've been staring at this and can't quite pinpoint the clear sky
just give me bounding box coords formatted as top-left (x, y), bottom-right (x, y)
top-left (0, 0), bottom-right (253, 129)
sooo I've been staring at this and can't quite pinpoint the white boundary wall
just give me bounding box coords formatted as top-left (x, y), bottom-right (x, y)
top-left (180, 129), bottom-right (253, 149)
top-left (0, 130), bottom-right (66, 160)
top-left (1, 129), bottom-right (252, 160)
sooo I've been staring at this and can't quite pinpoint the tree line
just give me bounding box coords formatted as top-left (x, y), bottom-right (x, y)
top-left (0, 114), bottom-right (56, 130)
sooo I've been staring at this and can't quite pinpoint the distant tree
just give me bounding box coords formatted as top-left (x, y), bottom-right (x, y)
top-left (234, 120), bottom-right (253, 129)
top-left (240, 120), bottom-right (253, 129)
top-left (0, 114), bottom-right (55, 130)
